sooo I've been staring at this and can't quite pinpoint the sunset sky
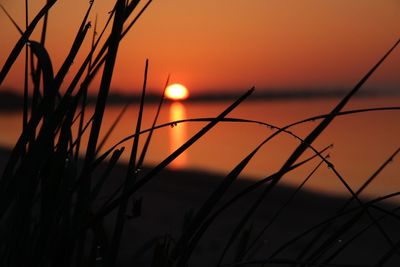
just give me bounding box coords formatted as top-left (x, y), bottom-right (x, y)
top-left (1, 0), bottom-right (399, 95)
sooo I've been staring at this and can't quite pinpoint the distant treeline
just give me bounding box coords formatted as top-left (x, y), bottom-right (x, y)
top-left (0, 87), bottom-right (397, 111)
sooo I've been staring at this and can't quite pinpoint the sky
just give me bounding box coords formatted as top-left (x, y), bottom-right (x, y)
top-left (1, 0), bottom-right (400, 95)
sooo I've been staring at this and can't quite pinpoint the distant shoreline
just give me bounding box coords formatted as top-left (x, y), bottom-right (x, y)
top-left (1, 88), bottom-right (399, 111)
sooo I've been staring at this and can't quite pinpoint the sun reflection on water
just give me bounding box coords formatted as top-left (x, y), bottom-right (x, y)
top-left (169, 102), bottom-right (187, 169)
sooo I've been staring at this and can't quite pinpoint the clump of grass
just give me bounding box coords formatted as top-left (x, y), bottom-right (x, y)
top-left (1, 1), bottom-right (400, 267)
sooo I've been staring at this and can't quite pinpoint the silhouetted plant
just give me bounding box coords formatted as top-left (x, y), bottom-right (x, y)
top-left (0, 1), bottom-right (400, 267)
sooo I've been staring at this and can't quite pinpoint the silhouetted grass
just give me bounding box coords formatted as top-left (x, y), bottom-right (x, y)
top-left (1, 1), bottom-right (400, 267)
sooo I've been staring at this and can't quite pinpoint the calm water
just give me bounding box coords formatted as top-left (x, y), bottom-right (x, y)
top-left (1, 96), bottom-right (399, 199)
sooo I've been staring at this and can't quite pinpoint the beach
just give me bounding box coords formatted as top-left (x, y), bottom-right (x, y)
top-left (2, 147), bottom-right (396, 266)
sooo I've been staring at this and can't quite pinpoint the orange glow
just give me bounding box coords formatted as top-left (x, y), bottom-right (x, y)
top-left (165, 84), bottom-right (189, 100)
top-left (1, 2), bottom-right (399, 93)
top-left (169, 102), bottom-right (187, 168)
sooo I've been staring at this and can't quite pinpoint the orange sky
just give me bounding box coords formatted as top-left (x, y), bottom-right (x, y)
top-left (1, 0), bottom-right (399, 95)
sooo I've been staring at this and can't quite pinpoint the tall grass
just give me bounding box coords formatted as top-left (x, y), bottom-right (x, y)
top-left (1, 1), bottom-right (400, 267)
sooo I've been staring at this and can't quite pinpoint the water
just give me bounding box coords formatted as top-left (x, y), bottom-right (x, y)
top-left (0, 96), bottom-right (399, 199)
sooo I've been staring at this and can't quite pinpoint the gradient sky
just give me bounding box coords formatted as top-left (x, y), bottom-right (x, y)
top-left (1, 0), bottom-right (400, 95)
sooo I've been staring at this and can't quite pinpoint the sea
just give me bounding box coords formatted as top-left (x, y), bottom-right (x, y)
top-left (0, 96), bottom-right (399, 200)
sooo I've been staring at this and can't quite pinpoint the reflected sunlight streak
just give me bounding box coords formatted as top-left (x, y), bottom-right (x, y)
top-left (169, 102), bottom-right (187, 169)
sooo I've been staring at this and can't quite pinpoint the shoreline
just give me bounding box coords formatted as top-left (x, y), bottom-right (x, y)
top-left (1, 89), bottom-right (399, 112)
top-left (1, 147), bottom-right (399, 265)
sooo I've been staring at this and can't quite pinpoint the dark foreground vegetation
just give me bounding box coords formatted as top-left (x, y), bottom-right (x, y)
top-left (0, 1), bottom-right (400, 266)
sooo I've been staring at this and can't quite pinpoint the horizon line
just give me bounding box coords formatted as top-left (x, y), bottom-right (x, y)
top-left (0, 87), bottom-right (398, 111)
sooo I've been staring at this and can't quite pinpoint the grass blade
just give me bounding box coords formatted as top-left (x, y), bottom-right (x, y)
top-left (242, 158), bottom-right (326, 259)
top-left (296, 147), bottom-right (400, 262)
top-left (217, 37), bottom-right (400, 265)
top-left (93, 88), bottom-right (255, 222)
top-left (324, 206), bottom-right (400, 264)
top-left (74, 1), bottom-right (126, 265)
top-left (93, 106), bottom-right (399, 169)
top-left (0, 0), bottom-right (57, 84)
top-left (136, 74), bottom-right (170, 168)
top-left (96, 103), bottom-right (129, 155)
top-left (0, 4), bottom-right (24, 34)
top-left (90, 147), bottom-right (125, 203)
top-left (105, 59), bottom-right (148, 266)
top-left (172, 145), bottom-right (331, 266)
top-left (88, 0), bottom-right (152, 77)
top-left (53, 1), bottom-right (93, 89)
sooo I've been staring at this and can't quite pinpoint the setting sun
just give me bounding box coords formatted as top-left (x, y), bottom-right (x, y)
top-left (165, 83), bottom-right (189, 100)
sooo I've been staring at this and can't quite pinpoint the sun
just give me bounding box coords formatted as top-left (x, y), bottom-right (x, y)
top-left (165, 83), bottom-right (189, 100)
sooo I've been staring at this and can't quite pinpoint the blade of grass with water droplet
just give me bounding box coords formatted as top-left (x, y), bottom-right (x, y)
top-left (296, 147), bottom-right (400, 263)
top-left (136, 74), bottom-right (170, 169)
top-left (242, 158), bottom-right (326, 260)
top-left (217, 37), bottom-right (400, 265)
top-left (92, 88), bottom-right (255, 223)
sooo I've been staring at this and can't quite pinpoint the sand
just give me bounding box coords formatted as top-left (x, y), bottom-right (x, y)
top-left (1, 147), bottom-right (399, 266)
